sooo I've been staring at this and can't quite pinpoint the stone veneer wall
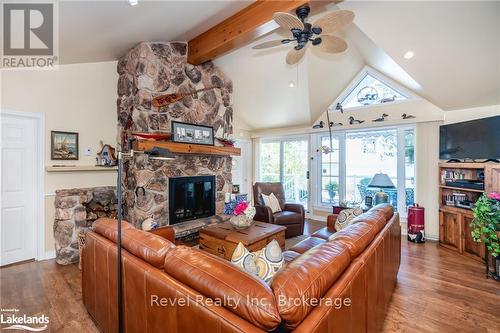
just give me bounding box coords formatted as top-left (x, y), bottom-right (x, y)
top-left (117, 42), bottom-right (233, 228)
top-left (54, 186), bottom-right (117, 264)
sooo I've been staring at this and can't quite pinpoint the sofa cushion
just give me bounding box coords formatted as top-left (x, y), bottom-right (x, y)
top-left (311, 227), bottom-right (335, 240)
top-left (271, 242), bottom-right (351, 329)
top-left (121, 228), bottom-right (174, 269)
top-left (163, 246), bottom-right (281, 331)
top-left (273, 211), bottom-right (302, 226)
top-left (231, 240), bottom-right (284, 283)
top-left (288, 236), bottom-right (325, 254)
top-left (92, 218), bottom-right (133, 243)
top-left (282, 250), bottom-right (301, 264)
top-left (328, 221), bottom-right (379, 258)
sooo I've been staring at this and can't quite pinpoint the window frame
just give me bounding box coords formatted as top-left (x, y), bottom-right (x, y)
top-left (312, 125), bottom-right (416, 218)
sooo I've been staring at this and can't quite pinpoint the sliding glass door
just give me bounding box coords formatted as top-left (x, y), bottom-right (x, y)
top-left (259, 137), bottom-right (309, 209)
top-left (313, 126), bottom-right (415, 216)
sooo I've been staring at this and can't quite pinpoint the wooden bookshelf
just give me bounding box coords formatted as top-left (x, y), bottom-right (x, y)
top-left (438, 162), bottom-right (500, 262)
top-left (132, 140), bottom-right (241, 157)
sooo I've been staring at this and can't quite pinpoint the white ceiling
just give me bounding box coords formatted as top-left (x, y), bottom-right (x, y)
top-left (55, 1), bottom-right (500, 130)
top-left (59, 0), bottom-right (251, 64)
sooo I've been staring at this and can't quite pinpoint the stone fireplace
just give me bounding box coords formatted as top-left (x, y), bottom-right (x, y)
top-left (116, 41), bottom-right (233, 234)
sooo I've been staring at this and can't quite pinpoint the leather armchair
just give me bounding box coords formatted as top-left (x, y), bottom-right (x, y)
top-left (252, 182), bottom-right (305, 238)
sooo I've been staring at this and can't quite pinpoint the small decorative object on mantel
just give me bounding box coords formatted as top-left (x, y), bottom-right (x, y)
top-left (373, 113), bottom-right (389, 122)
top-left (51, 131), bottom-right (78, 160)
top-left (151, 86), bottom-right (219, 108)
top-left (330, 121), bottom-right (343, 127)
top-left (216, 137), bottom-right (236, 147)
top-left (232, 184), bottom-right (240, 194)
top-left (335, 102), bottom-right (344, 113)
top-left (348, 116), bottom-right (365, 125)
top-left (96, 141), bottom-right (117, 166)
top-left (228, 201), bottom-right (256, 230)
top-left (402, 113), bottom-right (416, 119)
top-left (171, 121), bottom-right (214, 145)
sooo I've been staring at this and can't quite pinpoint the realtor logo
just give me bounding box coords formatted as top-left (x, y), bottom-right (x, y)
top-left (2, 2), bottom-right (58, 68)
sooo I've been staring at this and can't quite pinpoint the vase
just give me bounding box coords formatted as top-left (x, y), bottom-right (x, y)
top-left (229, 215), bottom-right (254, 230)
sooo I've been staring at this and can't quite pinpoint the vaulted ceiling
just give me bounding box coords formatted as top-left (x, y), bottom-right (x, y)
top-left (215, 1), bottom-right (500, 130)
top-left (56, 1), bottom-right (500, 131)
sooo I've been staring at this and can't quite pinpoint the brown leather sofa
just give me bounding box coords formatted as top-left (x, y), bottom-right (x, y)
top-left (252, 182), bottom-right (305, 238)
top-left (82, 204), bottom-right (400, 333)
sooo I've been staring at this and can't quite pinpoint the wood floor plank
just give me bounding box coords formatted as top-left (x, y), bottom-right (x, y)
top-left (1, 221), bottom-right (499, 332)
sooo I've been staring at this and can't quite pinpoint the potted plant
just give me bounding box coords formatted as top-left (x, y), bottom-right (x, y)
top-left (325, 181), bottom-right (339, 203)
top-left (471, 192), bottom-right (500, 257)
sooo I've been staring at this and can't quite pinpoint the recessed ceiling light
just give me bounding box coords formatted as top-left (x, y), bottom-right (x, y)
top-left (404, 51), bottom-right (414, 59)
top-left (129, 0), bottom-right (138, 6)
top-left (288, 81), bottom-right (295, 88)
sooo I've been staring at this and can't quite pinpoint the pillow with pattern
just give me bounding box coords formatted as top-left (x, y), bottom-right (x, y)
top-left (231, 240), bottom-right (284, 283)
top-left (261, 193), bottom-right (282, 213)
top-left (334, 208), bottom-right (364, 231)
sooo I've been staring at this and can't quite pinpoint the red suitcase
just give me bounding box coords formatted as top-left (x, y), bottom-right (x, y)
top-left (407, 204), bottom-right (425, 243)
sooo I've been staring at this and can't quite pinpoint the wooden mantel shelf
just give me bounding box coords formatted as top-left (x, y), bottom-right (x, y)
top-left (133, 140), bottom-right (241, 157)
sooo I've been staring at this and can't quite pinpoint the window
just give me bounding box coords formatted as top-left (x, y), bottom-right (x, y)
top-left (319, 135), bottom-right (340, 205)
top-left (345, 129), bottom-right (398, 205)
top-left (259, 137), bottom-right (309, 208)
top-left (340, 73), bottom-right (408, 109)
top-left (313, 127), bottom-right (415, 216)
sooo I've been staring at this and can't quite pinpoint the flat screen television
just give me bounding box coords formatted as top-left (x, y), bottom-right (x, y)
top-left (439, 115), bottom-right (500, 160)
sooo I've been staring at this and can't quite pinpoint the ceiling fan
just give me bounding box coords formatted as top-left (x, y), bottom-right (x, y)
top-left (252, 5), bottom-right (354, 65)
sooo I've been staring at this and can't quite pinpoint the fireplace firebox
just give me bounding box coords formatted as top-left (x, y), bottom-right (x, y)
top-left (169, 176), bottom-right (216, 225)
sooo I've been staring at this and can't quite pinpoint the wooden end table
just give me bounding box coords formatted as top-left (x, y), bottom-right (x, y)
top-left (199, 221), bottom-right (286, 260)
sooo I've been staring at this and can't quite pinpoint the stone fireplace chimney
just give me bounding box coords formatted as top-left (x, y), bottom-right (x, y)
top-left (116, 42), bottom-right (233, 229)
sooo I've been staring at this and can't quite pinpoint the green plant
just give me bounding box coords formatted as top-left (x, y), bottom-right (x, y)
top-left (471, 193), bottom-right (500, 257)
top-left (325, 181), bottom-right (339, 202)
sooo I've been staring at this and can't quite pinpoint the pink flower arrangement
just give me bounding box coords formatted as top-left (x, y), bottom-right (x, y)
top-left (233, 201), bottom-right (249, 216)
top-left (487, 192), bottom-right (500, 200)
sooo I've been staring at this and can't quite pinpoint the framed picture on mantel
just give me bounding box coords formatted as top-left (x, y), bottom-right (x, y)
top-left (171, 121), bottom-right (214, 146)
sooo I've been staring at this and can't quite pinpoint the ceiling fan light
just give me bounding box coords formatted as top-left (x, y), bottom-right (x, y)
top-left (129, 0), bottom-right (138, 6)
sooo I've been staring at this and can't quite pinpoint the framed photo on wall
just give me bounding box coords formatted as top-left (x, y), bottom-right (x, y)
top-left (51, 131), bottom-right (79, 160)
top-left (171, 121), bottom-right (214, 146)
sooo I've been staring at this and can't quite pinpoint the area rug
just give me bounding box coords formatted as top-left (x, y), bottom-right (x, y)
top-left (285, 234), bottom-right (309, 250)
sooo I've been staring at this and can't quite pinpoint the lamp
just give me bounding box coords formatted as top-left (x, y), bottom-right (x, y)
top-left (367, 173), bottom-right (395, 205)
top-left (116, 147), bottom-right (175, 332)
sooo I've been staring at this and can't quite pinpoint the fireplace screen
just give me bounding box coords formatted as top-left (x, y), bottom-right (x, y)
top-left (169, 176), bottom-right (215, 224)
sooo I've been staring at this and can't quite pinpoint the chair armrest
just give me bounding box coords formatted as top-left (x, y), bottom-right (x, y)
top-left (284, 203), bottom-right (305, 217)
top-left (327, 214), bottom-right (338, 232)
top-left (254, 205), bottom-right (274, 223)
top-left (149, 226), bottom-right (175, 243)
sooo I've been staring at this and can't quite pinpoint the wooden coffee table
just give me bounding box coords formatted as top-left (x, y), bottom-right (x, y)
top-left (199, 221), bottom-right (286, 260)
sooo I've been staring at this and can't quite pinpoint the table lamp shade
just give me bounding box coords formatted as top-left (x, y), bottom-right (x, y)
top-left (368, 173), bottom-right (395, 189)
top-left (368, 173), bottom-right (395, 205)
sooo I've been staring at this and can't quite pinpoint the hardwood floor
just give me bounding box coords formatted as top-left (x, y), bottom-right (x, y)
top-left (1, 222), bottom-right (499, 332)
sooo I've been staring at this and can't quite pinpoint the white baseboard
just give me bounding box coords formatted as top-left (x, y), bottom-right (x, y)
top-left (306, 214), bottom-right (327, 222)
top-left (40, 250), bottom-right (56, 261)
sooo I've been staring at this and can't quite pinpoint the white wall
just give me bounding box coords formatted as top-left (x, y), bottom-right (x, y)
top-left (1, 62), bottom-right (118, 255)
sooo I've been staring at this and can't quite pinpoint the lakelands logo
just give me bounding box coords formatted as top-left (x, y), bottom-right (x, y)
top-left (0, 308), bottom-right (49, 331)
top-left (1, 1), bottom-right (58, 68)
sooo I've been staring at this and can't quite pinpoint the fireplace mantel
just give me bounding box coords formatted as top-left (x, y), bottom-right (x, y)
top-left (133, 140), bottom-right (240, 157)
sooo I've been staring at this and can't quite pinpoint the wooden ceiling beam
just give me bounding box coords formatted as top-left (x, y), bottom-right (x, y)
top-left (187, 0), bottom-right (334, 65)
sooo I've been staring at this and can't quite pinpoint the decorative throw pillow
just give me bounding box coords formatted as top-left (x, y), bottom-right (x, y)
top-left (231, 242), bottom-right (258, 276)
top-left (231, 240), bottom-right (284, 284)
top-left (261, 193), bottom-right (282, 213)
top-left (334, 208), bottom-right (364, 231)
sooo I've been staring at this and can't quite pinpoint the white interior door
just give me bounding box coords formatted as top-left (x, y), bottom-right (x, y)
top-left (232, 139), bottom-right (252, 199)
top-left (1, 113), bottom-right (37, 266)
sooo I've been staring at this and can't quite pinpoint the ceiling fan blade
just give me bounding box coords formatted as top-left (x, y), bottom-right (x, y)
top-left (273, 12), bottom-right (304, 31)
top-left (316, 35), bottom-right (348, 54)
top-left (313, 10), bottom-right (355, 34)
top-left (252, 39), bottom-right (287, 50)
top-left (286, 47), bottom-right (306, 65)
